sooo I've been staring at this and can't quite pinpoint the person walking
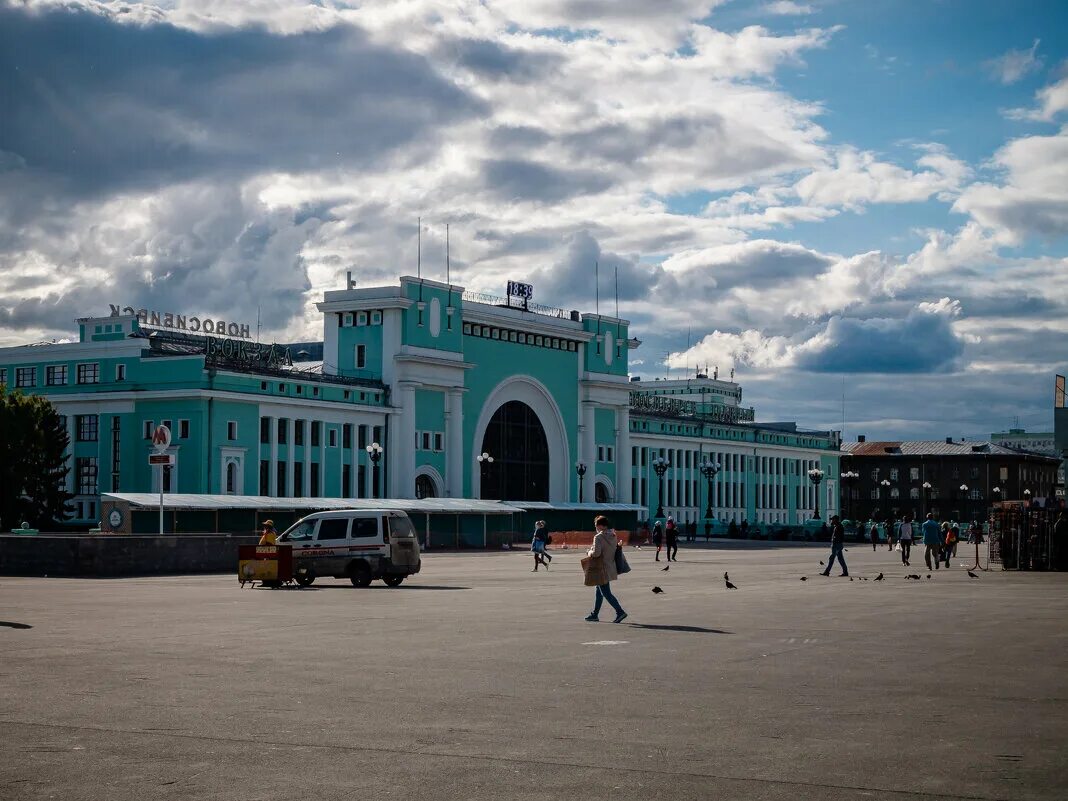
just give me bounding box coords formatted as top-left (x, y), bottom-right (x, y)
top-left (921, 513), bottom-right (942, 571)
top-left (869, 520), bottom-right (879, 551)
top-left (821, 514), bottom-right (848, 577)
top-left (665, 516), bottom-right (679, 562)
top-left (943, 524), bottom-right (959, 568)
top-left (886, 517), bottom-right (897, 551)
top-left (898, 515), bottom-right (913, 566)
top-left (652, 521), bottom-right (664, 561)
top-left (531, 520), bottom-right (552, 571)
top-left (583, 516), bottom-right (627, 623)
top-left (258, 520), bottom-right (277, 546)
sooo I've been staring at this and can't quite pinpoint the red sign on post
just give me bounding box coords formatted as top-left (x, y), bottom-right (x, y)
top-left (148, 453), bottom-right (175, 466)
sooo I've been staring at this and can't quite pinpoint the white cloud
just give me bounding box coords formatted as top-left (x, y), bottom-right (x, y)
top-left (984, 40), bottom-right (1042, 85)
top-left (1006, 70), bottom-right (1068, 122)
top-left (762, 1), bottom-right (813, 16)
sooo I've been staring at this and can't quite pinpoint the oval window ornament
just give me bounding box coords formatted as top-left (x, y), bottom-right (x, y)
top-left (429, 297), bottom-right (441, 337)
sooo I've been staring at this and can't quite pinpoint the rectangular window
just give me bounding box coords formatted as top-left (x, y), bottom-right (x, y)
top-left (518, 333), bottom-right (527, 344)
top-left (343, 424), bottom-right (352, 449)
top-left (598, 445), bottom-right (605, 462)
top-left (260, 418), bottom-right (269, 444)
top-left (144, 420), bottom-right (155, 440)
top-left (116, 364), bottom-right (126, 381)
top-left (463, 323), bottom-right (472, 335)
top-left (276, 462), bottom-right (286, 497)
top-left (76, 414), bottom-right (99, 442)
top-left (343, 312), bottom-right (353, 327)
top-left (110, 417), bottom-right (121, 492)
top-left (0, 368), bottom-right (6, 387)
top-left (422, 432), bottom-right (431, 450)
top-left (870, 468), bottom-right (879, 481)
top-left (357, 311), bottom-right (368, 326)
top-left (329, 428), bottom-right (338, 447)
top-left (161, 420), bottom-right (172, 434)
top-left (277, 419), bottom-right (287, 444)
top-left (890, 468), bottom-right (898, 481)
top-left (15, 367), bottom-right (36, 388)
top-left (312, 421), bottom-right (321, 447)
top-left (46, 365), bottom-right (68, 386)
top-left (317, 518), bottom-right (349, 541)
top-left (434, 432), bottom-right (443, 451)
top-left (355, 345), bottom-right (366, 369)
top-left (357, 464), bottom-right (366, 499)
top-left (294, 421), bottom-right (304, 446)
top-left (294, 466), bottom-right (304, 498)
top-left (910, 467), bottom-right (920, 480)
top-left (76, 457), bottom-right (99, 495)
top-left (310, 463), bottom-right (320, 496)
top-left (260, 460), bottom-right (270, 494)
top-left (342, 464), bottom-right (351, 498)
top-left (76, 363), bottom-right (99, 384)
top-left (606, 446), bottom-right (614, 463)
top-left (179, 420), bottom-right (189, 439)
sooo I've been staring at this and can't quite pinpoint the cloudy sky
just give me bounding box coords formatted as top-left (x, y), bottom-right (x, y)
top-left (2, 0), bottom-right (1067, 440)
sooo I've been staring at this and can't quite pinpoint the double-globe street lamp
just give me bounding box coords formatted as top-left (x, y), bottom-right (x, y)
top-left (476, 452), bottom-right (494, 498)
top-left (880, 479), bottom-right (891, 521)
top-left (700, 458), bottom-right (721, 539)
top-left (808, 468), bottom-right (825, 520)
top-left (922, 481), bottom-right (932, 516)
top-left (653, 456), bottom-right (669, 520)
top-left (575, 461), bottom-right (587, 504)
top-left (365, 441), bottom-right (383, 498)
top-left (840, 471), bottom-right (859, 520)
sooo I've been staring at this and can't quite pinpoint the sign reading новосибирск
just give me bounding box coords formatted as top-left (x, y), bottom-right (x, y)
top-left (109, 305), bottom-right (251, 339)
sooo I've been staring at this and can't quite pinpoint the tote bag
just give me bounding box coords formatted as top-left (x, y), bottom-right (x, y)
top-left (614, 543), bottom-right (631, 575)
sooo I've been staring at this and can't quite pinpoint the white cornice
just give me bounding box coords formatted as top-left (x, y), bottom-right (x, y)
top-left (399, 276), bottom-right (466, 293)
top-left (42, 388), bottom-right (395, 415)
top-left (0, 339), bottom-right (147, 363)
top-left (317, 297), bottom-right (413, 313)
top-left (463, 304), bottom-right (594, 341)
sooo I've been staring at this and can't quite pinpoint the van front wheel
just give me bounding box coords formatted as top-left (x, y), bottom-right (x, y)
top-left (382, 575), bottom-right (404, 588)
top-left (294, 570), bottom-right (315, 587)
top-left (349, 562), bottom-right (372, 588)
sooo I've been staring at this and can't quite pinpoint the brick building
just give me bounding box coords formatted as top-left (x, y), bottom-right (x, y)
top-left (839, 437), bottom-right (1061, 523)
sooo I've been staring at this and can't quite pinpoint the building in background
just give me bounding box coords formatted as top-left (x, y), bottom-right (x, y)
top-left (1055, 375), bottom-right (1068, 501)
top-left (840, 437), bottom-right (1062, 523)
top-left (0, 277), bottom-right (840, 528)
top-left (991, 427), bottom-right (1064, 498)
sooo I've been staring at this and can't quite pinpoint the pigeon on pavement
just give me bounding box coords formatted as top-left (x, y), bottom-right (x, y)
top-left (662, 565), bottom-right (670, 572)
top-left (874, 573), bottom-right (884, 581)
top-left (652, 586), bottom-right (664, 594)
top-left (725, 578), bottom-right (738, 590)
top-left (967, 571), bottom-right (978, 578)
top-left (799, 576), bottom-right (808, 581)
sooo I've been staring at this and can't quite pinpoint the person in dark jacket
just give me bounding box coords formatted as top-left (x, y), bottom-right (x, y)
top-left (665, 516), bottom-right (679, 561)
top-left (652, 521), bottom-right (664, 561)
top-left (821, 515), bottom-right (848, 577)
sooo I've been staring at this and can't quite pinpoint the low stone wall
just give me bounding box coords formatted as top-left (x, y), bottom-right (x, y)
top-left (0, 534), bottom-right (260, 577)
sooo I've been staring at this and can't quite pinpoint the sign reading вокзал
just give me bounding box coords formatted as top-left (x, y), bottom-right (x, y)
top-left (109, 305), bottom-right (251, 339)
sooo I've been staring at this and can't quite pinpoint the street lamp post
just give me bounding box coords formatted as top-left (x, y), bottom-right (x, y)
top-left (840, 471), bottom-right (859, 521)
top-left (1024, 488), bottom-right (1032, 506)
top-left (922, 481), bottom-right (932, 517)
top-left (959, 484), bottom-right (969, 521)
top-left (477, 452), bottom-right (494, 499)
top-left (880, 479), bottom-right (891, 521)
top-left (365, 441), bottom-right (383, 499)
top-left (808, 468), bottom-right (825, 520)
top-left (653, 456), bottom-right (669, 520)
top-left (700, 459), bottom-right (721, 539)
top-left (575, 461), bottom-right (587, 504)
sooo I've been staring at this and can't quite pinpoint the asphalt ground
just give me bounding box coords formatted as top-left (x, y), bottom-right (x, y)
top-left (2, 541), bottom-right (1067, 801)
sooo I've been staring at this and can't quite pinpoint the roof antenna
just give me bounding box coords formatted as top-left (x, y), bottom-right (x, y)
top-left (614, 265), bottom-right (622, 360)
top-left (595, 260), bottom-right (601, 355)
top-left (446, 223), bottom-right (450, 286)
top-left (256, 305), bottom-right (261, 343)
top-left (417, 217), bottom-right (421, 281)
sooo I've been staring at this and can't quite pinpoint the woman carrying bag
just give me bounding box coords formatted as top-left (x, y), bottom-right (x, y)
top-left (531, 520), bottom-right (552, 571)
top-left (582, 515), bottom-right (628, 624)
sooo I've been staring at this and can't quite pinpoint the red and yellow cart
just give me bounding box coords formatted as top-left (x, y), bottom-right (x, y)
top-left (238, 544), bottom-right (294, 588)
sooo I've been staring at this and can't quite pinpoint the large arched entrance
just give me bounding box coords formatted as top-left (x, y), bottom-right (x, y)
top-left (479, 400), bottom-right (549, 501)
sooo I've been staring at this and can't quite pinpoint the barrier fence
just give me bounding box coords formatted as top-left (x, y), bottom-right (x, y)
top-left (989, 503), bottom-right (1066, 571)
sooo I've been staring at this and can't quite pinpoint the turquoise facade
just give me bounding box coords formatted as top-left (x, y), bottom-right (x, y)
top-left (1, 277), bottom-right (840, 528)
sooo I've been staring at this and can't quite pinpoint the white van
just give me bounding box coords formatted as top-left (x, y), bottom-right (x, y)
top-left (277, 510), bottom-right (421, 587)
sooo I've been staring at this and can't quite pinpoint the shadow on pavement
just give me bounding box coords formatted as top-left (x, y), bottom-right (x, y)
top-left (0, 621), bottom-right (33, 629)
top-left (627, 623), bottom-right (730, 634)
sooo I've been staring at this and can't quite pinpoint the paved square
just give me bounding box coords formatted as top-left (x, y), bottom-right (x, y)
top-left (2, 542), bottom-right (1067, 800)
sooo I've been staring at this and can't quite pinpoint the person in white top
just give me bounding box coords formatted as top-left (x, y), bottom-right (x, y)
top-left (897, 516), bottom-right (914, 567)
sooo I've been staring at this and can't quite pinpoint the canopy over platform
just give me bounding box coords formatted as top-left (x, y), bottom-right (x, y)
top-left (102, 494), bottom-right (518, 515)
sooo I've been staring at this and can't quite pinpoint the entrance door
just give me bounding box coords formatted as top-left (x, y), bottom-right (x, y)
top-left (479, 400), bottom-right (549, 501)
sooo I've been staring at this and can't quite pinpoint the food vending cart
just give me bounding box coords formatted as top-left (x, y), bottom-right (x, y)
top-left (238, 544), bottom-right (294, 588)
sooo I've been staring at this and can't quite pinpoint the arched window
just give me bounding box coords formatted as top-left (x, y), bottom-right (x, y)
top-left (415, 474), bottom-right (436, 499)
top-left (479, 400), bottom-right (549, 501)
top-left (226, 462), bottom-right (237, 494)
top-left (595, 481), bottom-right (611, 504)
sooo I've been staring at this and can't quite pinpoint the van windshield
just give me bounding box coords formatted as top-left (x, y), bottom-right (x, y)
top-left (388, 516), bottom-right (417, 538)
top-left (281, 520), bottom-right (315, 542)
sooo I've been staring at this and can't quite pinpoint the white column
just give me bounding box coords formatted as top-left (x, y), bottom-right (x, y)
top-left (395, 383), bottom-right (417, 499)
top-left (615, 405), bottom-right (631, 503)
top-left (580, 401), bottom-right (596, 503)
top-left (446, 389), bottom-right (464, 498)
top-left (285, 418), bottom-right (295, 497)
top-left (267, 415), bottom-right (278, 497)
top-left (318, 422), bottom-right (326, 497)
top-left (302, 420), bottom-right (311, 498)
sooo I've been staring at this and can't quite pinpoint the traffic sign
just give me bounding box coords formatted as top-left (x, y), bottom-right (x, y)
top-left (148, 453), bottom-right (175, 466)
top-left (152, 425), bottom-right (171, 452)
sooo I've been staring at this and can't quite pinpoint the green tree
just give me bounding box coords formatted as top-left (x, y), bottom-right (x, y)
top-left (0, 386), bottom-right (72, 529)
